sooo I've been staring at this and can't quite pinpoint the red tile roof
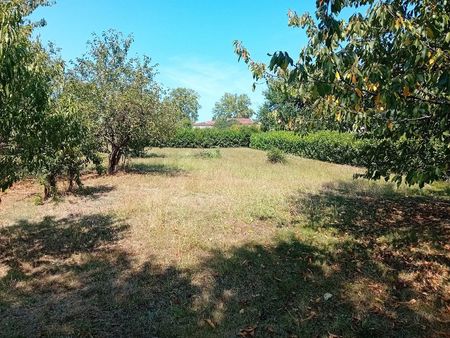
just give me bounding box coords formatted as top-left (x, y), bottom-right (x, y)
top-left (193, 118), bottom-right (255, 127)
top-left (193, 120), bottom-right (216, 127)
top-left (232, 118), bottom-right (254, 125)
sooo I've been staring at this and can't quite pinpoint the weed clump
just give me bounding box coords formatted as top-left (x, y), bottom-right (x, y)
top-left (196, 149), bottom-right (221, 159)
top-left (267, 148), bottom-right (286, 164)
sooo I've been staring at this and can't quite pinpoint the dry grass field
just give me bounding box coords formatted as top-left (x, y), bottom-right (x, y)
top-left (0, 148), bottom-right (449, 337)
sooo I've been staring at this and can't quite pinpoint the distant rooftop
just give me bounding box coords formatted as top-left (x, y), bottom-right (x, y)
top-left (193, 118), bottom-right (255, 127)
top-left (232, 118), bottom-right (254, 125)
top-left (193, 120), bottom-right (216, 127)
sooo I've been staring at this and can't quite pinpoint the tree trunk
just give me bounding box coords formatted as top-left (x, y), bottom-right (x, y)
top-left (44, 174), bottom-right (57, 200)
top-left (68, 177), bottom-right (74, 192)
top-left (108, 146), bottom-right (122, 175)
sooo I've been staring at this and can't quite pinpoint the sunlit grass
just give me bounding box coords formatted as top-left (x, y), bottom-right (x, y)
top-left (0, 148), bottom-right (448, 337)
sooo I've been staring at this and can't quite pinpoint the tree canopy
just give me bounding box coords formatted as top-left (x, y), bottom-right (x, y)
top-left (71, 30), bottom-right (178, 174)
top-left (212, 93), bottom-right (254, 120)
top-left (166, 87), bottom-right (201, 123)
top-left (235, 0), bottom-right (449, 186)
top-left (1, 0), bottom-right (57, 191)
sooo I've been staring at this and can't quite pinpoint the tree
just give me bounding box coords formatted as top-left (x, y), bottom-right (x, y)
top-left (258, 80), bottom-right (307, 132)
top-left (38, 75), bottom-right (103, 197)
top-left (37, 109), bottom-right (101, 198)
top-left (212, 93), bottom-right (254, 120)
top-left (72, 30), bottom-right (176, 174)
top-left (0, 0), bottom-right (55, 191)
top-left (258, 79), bottom-right (352, 132)
top-left (166, 87), bottom-right (201, 123)
top-left (235, 0), bottom-right (449, 186)
top-left (0, 1), bottom-right (102, 198)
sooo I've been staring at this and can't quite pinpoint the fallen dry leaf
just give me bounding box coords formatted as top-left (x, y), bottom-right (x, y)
top-left (328, 333), bottom-right (342, 338)
top-left (238, 325), bottom-right (257, 337)
top-left (205, 318), bottom-right (216, 329)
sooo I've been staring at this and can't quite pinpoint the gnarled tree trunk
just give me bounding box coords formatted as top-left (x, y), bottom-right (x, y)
top-left (108, 145), bottom-right (122, 174)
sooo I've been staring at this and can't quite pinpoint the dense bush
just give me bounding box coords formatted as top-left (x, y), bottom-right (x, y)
top-left (251, 131), bottom-right (371, 166)
top-left (267, 148), bottom-right (287, 164)
top-left (152, 127), bottom-right (257, 148)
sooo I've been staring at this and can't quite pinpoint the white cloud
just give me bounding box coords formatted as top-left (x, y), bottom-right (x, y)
top-left (159, 56), bottom-right (264, 121)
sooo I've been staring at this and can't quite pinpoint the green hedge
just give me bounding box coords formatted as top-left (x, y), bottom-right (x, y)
top-left (151, 127), bottom-right (256, 148)
top-left (250, 130), bottom-right (372, 166)
top-left (250, 131), bottom-right (448, 184)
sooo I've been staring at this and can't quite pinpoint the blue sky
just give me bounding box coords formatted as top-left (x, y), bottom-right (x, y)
top-left (31, 1), bottom-right (316, 121)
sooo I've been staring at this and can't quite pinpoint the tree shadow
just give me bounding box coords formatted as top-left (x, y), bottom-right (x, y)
top-left (72, 184), bottom-right (116, 200)
top-left (140, 152), bottom-right (167, 159)
top-left (125, 163), bottom-right (185, 176)
top-left (0, 214), bottom-right (199, 337)
top-left (196, 236), bottom-right (449, 337)
top-left (1, 181), bottom-right (448, 337)
top-left (195, 239), bottom-right (337, 337)
top-left (291, 181), bottom-right (449, 255)
top-left (269, 180), bottom-right (450, 336)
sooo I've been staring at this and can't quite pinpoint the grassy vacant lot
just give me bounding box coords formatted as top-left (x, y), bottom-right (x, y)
top-left (0, 148), bottom-right (449, 337)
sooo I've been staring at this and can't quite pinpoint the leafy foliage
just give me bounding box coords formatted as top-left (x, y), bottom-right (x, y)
top-left (40, 79), bottom-right (104, 196)
top-left (37, 110), bottom-right (102, 197)
top-left (258, 79), bottom-right (353, 133)
top-left (1, 0), bottom-right (100, 197)
top-left (71, 30), bottom-right (178, 174)
top-left (166, 87), bottom-right (201, 123)
top-left (196, 149), bottom-right (222, 159)
top-left (0, 0), bottom-right (54, 190)
top-left (212, 93), bottom-right (254, 120)
top-left (235, 0), bottom-right (450, 186)
top-left (251, 131), bottom-right (372, 166)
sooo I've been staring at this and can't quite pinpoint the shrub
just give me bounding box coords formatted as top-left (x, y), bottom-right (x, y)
top-left (267, 148), bottom-right (287, 164)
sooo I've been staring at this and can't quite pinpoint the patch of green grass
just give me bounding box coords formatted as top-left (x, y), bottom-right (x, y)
top-left (195, 148), bottom-right (222, 159)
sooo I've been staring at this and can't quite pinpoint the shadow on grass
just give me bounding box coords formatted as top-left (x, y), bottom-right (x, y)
top-left (125, 163), bottom-right (185, 176)
top-left (291, 180), bottom-right (449, 255)
top-left (0, 181), bottom-right (448, 337)
top-left (0, 214), bottom-right (199, 337)
top-left (133, 152), bottom-right (167, 159)
top-left (72, 185), bottom-right (116, 200)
